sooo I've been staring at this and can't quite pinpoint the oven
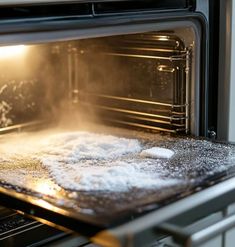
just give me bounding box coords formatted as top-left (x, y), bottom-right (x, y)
top-left (0, 0), bottom-right (235, 247)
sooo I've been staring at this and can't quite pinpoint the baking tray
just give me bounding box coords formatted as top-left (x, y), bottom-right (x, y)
top-left (0, 124), bottom-right (235, 236)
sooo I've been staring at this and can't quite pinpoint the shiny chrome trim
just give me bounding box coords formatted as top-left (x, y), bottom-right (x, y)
top-left (103, 52), bottom-right (187, 61)
top-left (0, 120), bottom-right (47, 134)
top-left (81, 102), bottom-right (187, 121)
top-left (81, 92), bottom-right (187, 108)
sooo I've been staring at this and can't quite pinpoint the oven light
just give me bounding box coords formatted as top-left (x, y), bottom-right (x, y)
top-left (0, 45), bottom-right (27, 59)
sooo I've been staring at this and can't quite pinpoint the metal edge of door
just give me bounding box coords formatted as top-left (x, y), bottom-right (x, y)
top-left (217, 0), bottom-right (235, 142)
top-left (91, 177), bottom-right (235, 247)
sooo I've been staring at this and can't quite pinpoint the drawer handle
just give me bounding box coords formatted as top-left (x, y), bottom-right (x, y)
top-left (157, 213), bottom-right (235, 247)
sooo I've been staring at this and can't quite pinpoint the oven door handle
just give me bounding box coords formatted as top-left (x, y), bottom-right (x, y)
top-left (157, 213), bottom-right (235, 247)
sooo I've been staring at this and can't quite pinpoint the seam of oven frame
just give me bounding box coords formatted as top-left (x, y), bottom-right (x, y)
top-left (0, 11), bottom-right (213, 246)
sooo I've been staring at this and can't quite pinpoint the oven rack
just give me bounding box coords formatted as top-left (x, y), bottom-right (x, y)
top-left (67, 33), bottom-right (191, 134)
top-left (103, 51), bottom-right (188, 61)
top-left (0, 120), bottom-right (48, 135)
top-left (78, 91), bottom-right (188, 133)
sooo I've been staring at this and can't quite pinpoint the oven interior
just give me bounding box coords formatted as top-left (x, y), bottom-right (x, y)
top-left (0, 27), bottom-right (197, 135)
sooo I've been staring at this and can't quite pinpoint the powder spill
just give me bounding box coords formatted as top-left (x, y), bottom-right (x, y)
top-left (41, 158), bottom-right (179, 192)
top-left (140, 147), bottom-right (174, 159)
top-left (1, 128), bottom-right (235, 195)
top-left (40, 131), bottom-right (141, 160)
top-left (37, 131), bottom-right (179, 192)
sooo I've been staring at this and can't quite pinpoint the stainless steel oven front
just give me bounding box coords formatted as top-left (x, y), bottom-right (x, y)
top-left (1, 1), bottom-right (235, 247)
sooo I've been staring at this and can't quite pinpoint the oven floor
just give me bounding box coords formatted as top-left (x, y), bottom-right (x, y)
top-left (0, 124), bottom-right (235, 227)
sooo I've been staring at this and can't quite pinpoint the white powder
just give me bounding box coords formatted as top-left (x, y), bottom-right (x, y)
top-left (140, 147), bottom-right (174, 159)
top-left (42, 158), bottom-right (179, 192)
top-left (40, 131), bottom-right (141, 160)
top-left (38, 132), bottom-right (179, 192)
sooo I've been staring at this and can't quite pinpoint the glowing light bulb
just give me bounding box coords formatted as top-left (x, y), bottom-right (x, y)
top-left (0, 45), bottom-right (27, 59)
